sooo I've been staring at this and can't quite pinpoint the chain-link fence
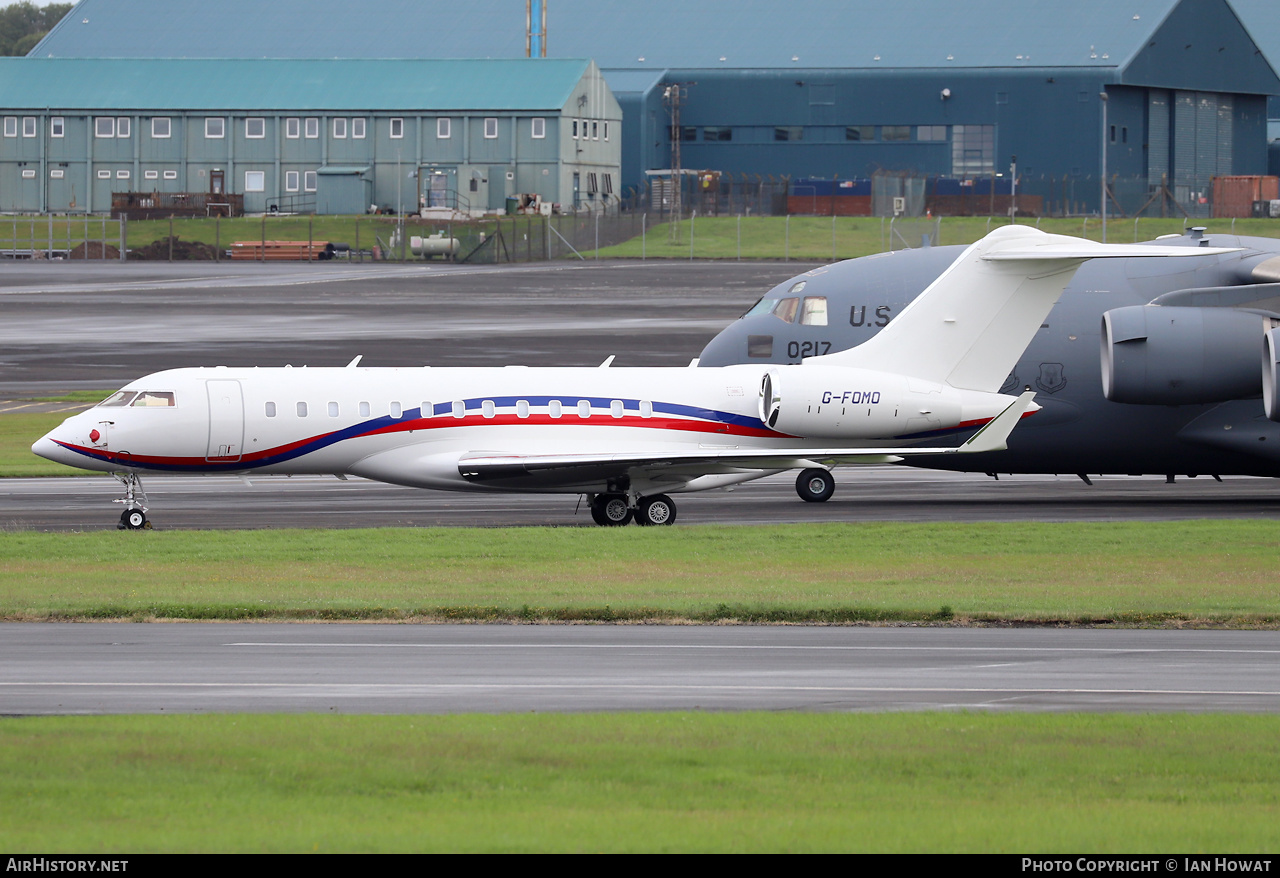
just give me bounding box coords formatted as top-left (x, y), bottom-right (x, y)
top-left (0, 216), bottom-right (126, 260)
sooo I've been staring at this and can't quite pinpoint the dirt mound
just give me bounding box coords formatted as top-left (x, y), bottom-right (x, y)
top-left (128, 236), bottom-right (221, 260)
top-left (67, 241), bottom-right (121, 259)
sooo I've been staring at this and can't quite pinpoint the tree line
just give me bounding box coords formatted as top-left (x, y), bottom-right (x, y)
top-left (1, 2), bottom-right (73, 56)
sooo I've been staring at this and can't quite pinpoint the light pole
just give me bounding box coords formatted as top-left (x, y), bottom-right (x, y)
top-left (1100, 90), bottom-right (1109, 243)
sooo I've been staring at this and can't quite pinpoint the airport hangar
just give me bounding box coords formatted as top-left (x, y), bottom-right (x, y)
top-left (17, 0), bottom-right (1280, 216)
top-left (0, 57), bottom-right (622, 216)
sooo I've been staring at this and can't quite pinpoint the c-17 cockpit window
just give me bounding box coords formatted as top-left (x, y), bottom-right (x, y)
top-left (742, 297), bottom-right (777, 318)
top-left (788, 280), bottom-right (807, 294)
top-left (131, 391), bottom-right (175, 407)
top-left (772, 298), bottom-right (799, 323)
top-left (98, 390), bottom-right (137, 407)
top-left (799, 296), bottom-right (828, 326)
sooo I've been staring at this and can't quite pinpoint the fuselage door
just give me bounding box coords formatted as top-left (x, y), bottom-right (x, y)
top-left (206, 379), bottom-right (244, 462)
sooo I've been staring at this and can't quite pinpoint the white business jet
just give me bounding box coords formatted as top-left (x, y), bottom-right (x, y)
top-left (32, 226), bottom-right (1230, 529)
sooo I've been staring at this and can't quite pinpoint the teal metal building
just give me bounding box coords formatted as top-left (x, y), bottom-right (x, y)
top-left (17, 0), bottom-right (1280, 213)
top-left (0, 57), bottom-right (621, 215)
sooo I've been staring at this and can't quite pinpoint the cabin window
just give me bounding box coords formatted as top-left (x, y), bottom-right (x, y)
top-left (98, 391), bottom-right (138, 408)
top-left (420, 401), bottom-right (432, 418)
top-left (800, 296), bottom-right (828, 326)
top-left (577, 400), bottom-right (591, 419)
top-left (390, 402), bottom-right (402, 419)
top-left (265, 402), bottom-right (277, 418)
top-left (359, 401), bottom-right (370, 418)
top-left (640, 400), bottom-right (653, 418)
top-left (610, 400), bottom-right (624, 418)
top-left (482, 400), bottom-right (496, 418)
top-left (328, 402), bottom-right (340, 417)
top-left (772, 298), bottom-right (799, 323)
top-left (516, 400), bottom-right (530, 418)
top-left (297, 402), bottom-right (308, 417)
top-left (131, 392), bottom-right (175, 407)
top-left (548, 400), bottom-right (562, 419)
top-left (452, 401), bottom-right (465, 419)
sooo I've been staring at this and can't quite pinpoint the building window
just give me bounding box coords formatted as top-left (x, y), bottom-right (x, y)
top-left (333, 118), bottom-right (347, 139)
top-left (587, 172), bottom-right (598, 193)
top-left (95, 117), bottom-right (115, 138)
top-left (286, 117), bottom-right (300, 139)
top-left (531, 117), bottom-right (545, 138)
top-left (246, 118), bottom-right (265, 139)
top-left (304, 170), bottom-right (317, 191)
top-left (774, 126), bottom-right (802, 141)
top-left (602, 173), bottom-right (613, 195)
top-left (483, 117), bottom-right (498, 139)
top-left (352, 118), bottom-right (365, 139)
top-left (882, 125), bottom-right (911, 141)
top-left (604, 121), bottom-right (610, 141)
top-left (846, 125), bottom-right (874, 141)
top-left (437, 117), bottom-right (451, 139)
top-left (22, 116), bottom-right (35, 137)
top-left (50, 169), bottom-right (64, 179)
top-left (117, 118), bottom-right (130, 138)
top-left (50, 117), bottom-right (64, 138)
top-left (96, 170), bottom-right (111, 179)
top-left (144, 170), bottom-right (158, 180)
top-left (681, 126), bottom-right (698, 141)
top-left (3, 117), bottom-right (15, 137)
top-left (152, 117), bottom-right (171, 138)
top-left (304, 117), bottom-right (319, 138)
top-left (917, 125), bottom-right (947, 141)
top-left (285, 170), bottom-right (299, 192)
top-left (592, 121), bottom-right (599, 140)
top-left (21, 169), bottom-right (35, 179)
top-left (116, 170), bottom-right (130, 179)
top-left (205, 117), bottom-right (225, 139)
top-left (703, 126), bottom-right (732, 142)
top-left (390, 117), bottom-right (403, 138)
top-left (572, 119), bottom-right (578, 139)
top-left (244, 170), bottom-right (265, 192)
top-left (951, 124), bottom-right (995, 176)
top-left (1110, 124), bottom-right (1117, 143)
top-left (163, 170), bottom-right (178, 180)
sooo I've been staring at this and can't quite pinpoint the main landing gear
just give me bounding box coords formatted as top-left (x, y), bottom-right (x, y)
top-left (112, 472), bottom-right (152, 530)
top-left (588, 492), bottom-right (677, 527)
top-left (795, 468), bottom-right (835, 503)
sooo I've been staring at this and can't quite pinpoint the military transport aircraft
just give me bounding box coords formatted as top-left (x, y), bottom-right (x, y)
top-left (31, 227), bottom-right (1226, 528)
top-left (697, 226), bottom-right (1280, 502)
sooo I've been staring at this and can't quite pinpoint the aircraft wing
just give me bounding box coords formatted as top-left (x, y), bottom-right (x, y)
top-left (459, 392), bottom-right (1034, 482)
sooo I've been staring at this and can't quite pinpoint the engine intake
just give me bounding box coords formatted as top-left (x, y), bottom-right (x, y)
top-left (1101, 306), bottom-right (1269, 405)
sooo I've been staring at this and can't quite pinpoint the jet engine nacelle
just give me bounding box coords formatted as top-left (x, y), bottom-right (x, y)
top-left (1262, 329), bottom-right (1280, 422)
top-left (1101, 306), bottom-right (1269, 405)
top-left (759, 365), bottom-right (1010, 440)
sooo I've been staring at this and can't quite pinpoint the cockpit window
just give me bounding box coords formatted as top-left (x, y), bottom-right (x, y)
top-left (800, 296), bottom-right (828, 326)
top-left (131, 391), bottom-right (175, 407)
top-left (772, 297), bottom-right (799, 323)
top-left (98, 390), bottom-right (137, 408)
top-left (788, 280), bottom-right (807, 294)
top-left (742, 297), bottom-right (777, 318)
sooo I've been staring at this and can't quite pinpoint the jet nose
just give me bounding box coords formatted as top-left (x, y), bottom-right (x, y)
top-left (31, 432), bottom-right (62, 462)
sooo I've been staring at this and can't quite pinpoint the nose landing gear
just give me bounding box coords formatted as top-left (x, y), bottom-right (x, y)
top-left (112, 472), bottom-right (152, 530)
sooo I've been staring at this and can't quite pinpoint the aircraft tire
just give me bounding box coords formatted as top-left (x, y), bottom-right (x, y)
top-left (120, 509), bottom-right (148, 530)
top-left (635, 494), bottom-right (677, 526)
top-left (796, 468), bottom-right (835, 503)
top-left (591, 493), bottom-right (632, 527)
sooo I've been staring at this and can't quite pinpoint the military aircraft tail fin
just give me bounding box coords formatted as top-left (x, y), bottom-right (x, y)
top-left (808, 226), bottom-right (1238, 392)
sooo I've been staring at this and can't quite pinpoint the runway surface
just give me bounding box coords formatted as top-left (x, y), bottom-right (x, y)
top-left (5, 469), bottom-right (1280, 530)
top-left (2, 624), bottom-right (1276, 715)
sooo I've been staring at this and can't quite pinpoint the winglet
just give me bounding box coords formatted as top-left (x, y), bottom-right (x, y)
top-left (958, 391), bottom-right (1036, 454)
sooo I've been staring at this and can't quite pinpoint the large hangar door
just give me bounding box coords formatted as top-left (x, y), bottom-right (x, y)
top-left (1172, 91), bottom-right (1233, 206)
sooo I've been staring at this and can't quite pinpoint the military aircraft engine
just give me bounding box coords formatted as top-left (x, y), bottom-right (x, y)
top-left (1261, 329), bottom-right (1280, 422)
top-left (1101, 306), bottom-right (1271, 406)
top-left (758, 366), bottom-right (1014, 440)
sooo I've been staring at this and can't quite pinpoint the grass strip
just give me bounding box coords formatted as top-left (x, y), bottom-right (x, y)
top-left (2, 712), bottom-right (1277, 852)
top-left (3, 521), bottom-right (1279, 625)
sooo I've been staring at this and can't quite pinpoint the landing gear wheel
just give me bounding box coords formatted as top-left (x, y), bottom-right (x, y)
top-left (119, 508), bottom-right (148, 530)
top-left (590, 493), bottom-right (632, 526)
top-left (635, 494), bottom-right (677, 526)
top-left (796, 468), bottom-right (835, 503)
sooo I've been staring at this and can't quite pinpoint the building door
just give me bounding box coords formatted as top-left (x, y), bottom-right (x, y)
top-left (210, 170), bottom-right (225, 196)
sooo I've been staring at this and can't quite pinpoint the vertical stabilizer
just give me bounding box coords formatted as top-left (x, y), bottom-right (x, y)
top-left (808, 226), bottom-right (1236, 392)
